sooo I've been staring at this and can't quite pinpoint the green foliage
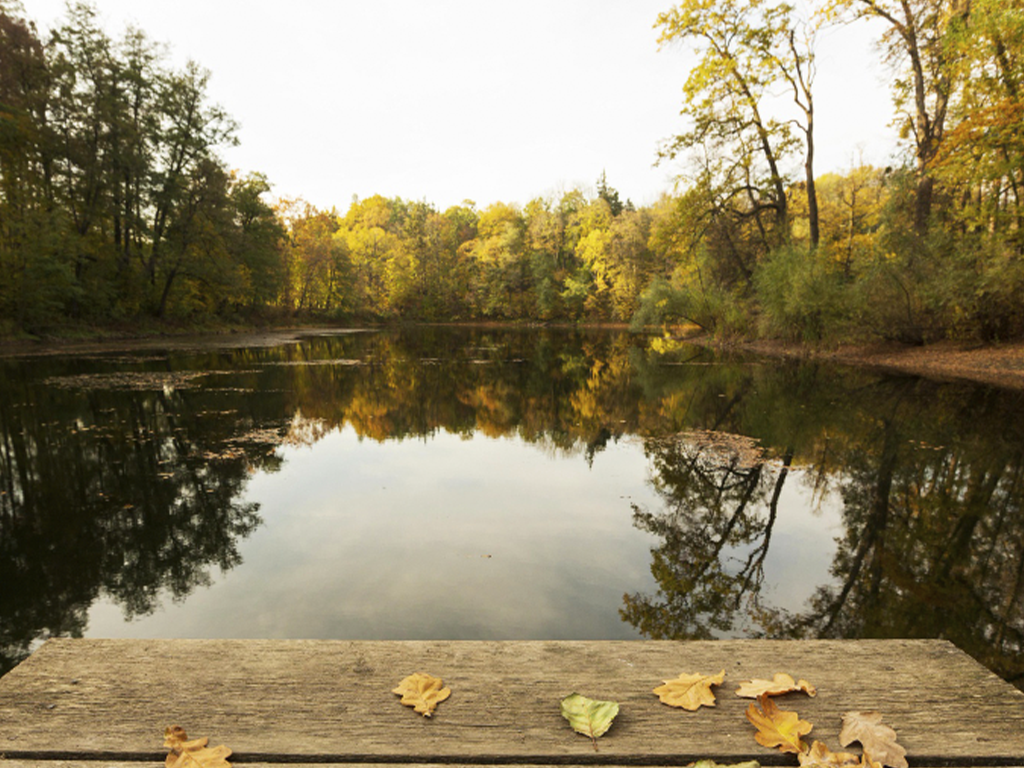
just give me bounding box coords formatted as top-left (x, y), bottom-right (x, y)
top-left (0, 1), bottom-right (288, 331)
top-left (754, 245), bottom-right (851, 343)
top-left (560, 693), bottom-right (620, 747)
top-left (631, 274), bottom-right (749, 339)
top-left (4, 0), bottom-right (1024, 343)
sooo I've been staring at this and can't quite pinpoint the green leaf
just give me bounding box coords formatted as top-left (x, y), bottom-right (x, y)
top-left (560, 692), bottom-right (620, 750)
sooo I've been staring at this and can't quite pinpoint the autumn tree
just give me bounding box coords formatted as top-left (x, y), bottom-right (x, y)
top-left (824, 0), bottom-right (968, 232)
top-left (656, 0), bottom-right (816, 251)
top-left (282, 200), bottom-right (349, 314)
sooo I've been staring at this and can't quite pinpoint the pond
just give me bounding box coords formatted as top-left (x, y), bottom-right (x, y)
top-left (1, 327), bottom-right (1022, 690)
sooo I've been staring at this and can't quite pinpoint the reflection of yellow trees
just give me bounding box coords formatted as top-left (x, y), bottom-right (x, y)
top-left (459, 383), bottom-right (519, 439)
top-left (283, 411), bottom-right (331, 448)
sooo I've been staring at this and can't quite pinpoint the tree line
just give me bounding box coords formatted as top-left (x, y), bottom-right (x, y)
top-left (2, 0), bottom-right (1023, 343)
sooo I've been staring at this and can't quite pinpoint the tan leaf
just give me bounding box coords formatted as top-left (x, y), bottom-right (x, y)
top-left (560, 693), bottom-right (619, 750)
top-left (745, 694), bottom-right (813, 754)
top-left (163, 726), bottom-right (232, 768)
top-left (839, 712), bottom-right (907, 768)
top-left (799, 740), bottom-right (861, 768)
top-left (736, 673), bottom-right (817, 698)
top-left (653, 670), bottom-right (725, 711)
top-left (392, 672), bottom-right (451, 717)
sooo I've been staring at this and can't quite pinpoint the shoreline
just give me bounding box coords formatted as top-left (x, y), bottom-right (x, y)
top-left (4, 324), bottom-right (1024, 390)
top-left (701, 336), bottom-right (1024, 391)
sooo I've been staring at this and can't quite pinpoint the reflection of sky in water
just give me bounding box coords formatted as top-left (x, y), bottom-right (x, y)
top-left (85, 426), bottom-right (842, 640)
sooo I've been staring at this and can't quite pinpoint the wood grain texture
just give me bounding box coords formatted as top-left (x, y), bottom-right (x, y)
top-left (0, 639), bottom-right (1022, 765)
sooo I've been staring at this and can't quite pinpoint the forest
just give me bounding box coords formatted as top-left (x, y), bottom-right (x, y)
top-left (1, 0), bottom-right (1022, 343)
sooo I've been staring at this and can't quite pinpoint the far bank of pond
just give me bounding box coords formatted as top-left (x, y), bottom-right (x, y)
top-left (1, 326), bottom-right (1021, 691)
top-left (7, 324), bottom-right (1024, 389)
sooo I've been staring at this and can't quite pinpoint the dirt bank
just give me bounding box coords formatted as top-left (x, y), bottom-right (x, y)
top-left (716, 337), bottom-right (1024, 390)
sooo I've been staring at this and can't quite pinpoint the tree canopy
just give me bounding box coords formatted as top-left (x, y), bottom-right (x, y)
top-left (2, 0), bottom-right (1024, 344)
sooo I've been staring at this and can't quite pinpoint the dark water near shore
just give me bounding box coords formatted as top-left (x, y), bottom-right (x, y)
top-left (1, 327), bottom-right (1022, 689)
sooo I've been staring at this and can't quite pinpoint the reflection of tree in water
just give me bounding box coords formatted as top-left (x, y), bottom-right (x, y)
top-left (621, 430), bottom-right (792, 639)
top-left (4, 330), bottom-right (1023, 691)
top-left (0, 369), bottom-right (269, 675)
top-left (769, 398), bottom-right (1024, 689)
top-left (622, 371), bottom-right (1024, 690)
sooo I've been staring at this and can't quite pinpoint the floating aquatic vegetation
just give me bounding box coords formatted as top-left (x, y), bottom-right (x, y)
top-left (45, 371), bottom-right (212, 390)
top-left (259, 359), bottom-right (365, 367)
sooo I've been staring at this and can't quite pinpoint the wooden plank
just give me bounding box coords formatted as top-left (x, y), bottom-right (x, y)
top-left (0, 639), bottom-right (1021, 765)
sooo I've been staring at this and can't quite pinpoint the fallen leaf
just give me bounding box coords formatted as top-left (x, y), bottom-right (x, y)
top-left (163, 726), bottom-right (232, 768)
top-left (745, 694), bottom-right (813, 754)
top-left (560, 692), bottom-right (619, 750)
top-left (839, 712), bottom-right (907, 768)
top-left (392, 672), bottom-right (451, 717)
top-left (737, 673), bottom-right (816, 698)
top-left (691, 761), bottom-right (761, 768)
top-left (799, 740), bottom-right (861, 768)
top-left (653, 670), bottom-right (725, 710)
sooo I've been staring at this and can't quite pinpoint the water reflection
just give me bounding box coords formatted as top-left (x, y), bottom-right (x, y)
top-left (0, 329), bottom-right (1021, 691)
top-left (622, 363), bottom-right (1024, 688)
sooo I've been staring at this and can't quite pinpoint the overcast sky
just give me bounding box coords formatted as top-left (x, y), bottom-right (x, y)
top-left (26, 0), bottom-right (900, 211)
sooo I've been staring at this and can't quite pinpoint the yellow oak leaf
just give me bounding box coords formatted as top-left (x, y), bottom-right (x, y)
top-left (745, 694), bottom-right (813, 754)
top-left (839, 711), bottom-right (907, 768)
top-left (163, 726), bottom-right (232, 768)
top-left (736, 673), bottom-right (817, 698)
top-left (392, 672), bottom-right (451, 717)
top-left (653, 670), bottom-right (725, 710)
top-left (799, 740), bottom-right (861, 768)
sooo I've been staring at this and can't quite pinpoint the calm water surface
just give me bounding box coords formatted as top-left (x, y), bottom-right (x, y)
top-left (1, 328), bottom-right (1022, 689)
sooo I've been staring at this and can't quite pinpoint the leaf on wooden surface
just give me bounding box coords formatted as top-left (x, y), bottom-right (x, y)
top-left (737, 673), bottom-right (816, 698)
top-left (798, 740), bottom-right (861, 768)
top-left (653, 669), bottom-right (725, 710)
top-left (163, 726), bottom-right (232, 768)
top-left (745, 694), bottom-right (813, 754)
top-left (560, 692), bottom-right (620, 750)
top-left (392, 672), bottom-right (451, 717)
top-left (839, 711), bottom-right (908, 768)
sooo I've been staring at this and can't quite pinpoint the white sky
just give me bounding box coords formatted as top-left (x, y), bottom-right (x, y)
top-left (26, 0), bottom-right (901, 211)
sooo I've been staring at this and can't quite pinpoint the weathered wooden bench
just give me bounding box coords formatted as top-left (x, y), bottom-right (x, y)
top-left (1, 639), bottom-right (1022, 767)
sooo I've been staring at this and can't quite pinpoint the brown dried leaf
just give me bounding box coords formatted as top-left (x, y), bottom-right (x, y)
top-left (163, 726), bottom-right (232, 768)
top-left (799, 740), bottom-right (861, 768)
top-left (392, 672), bottom-right (451, 717)
top-left (839, 712), bottom-right (908, 768)
top-left (653, 670), bottom-right (725, 711)
top-left (745, 695), bottom-right (813, 754)
top-left (736, 673), bottom-right (817, 698)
